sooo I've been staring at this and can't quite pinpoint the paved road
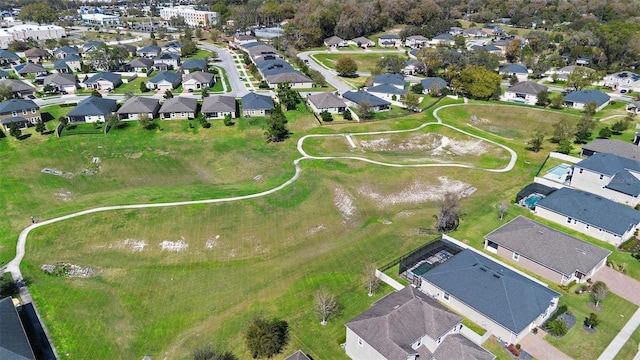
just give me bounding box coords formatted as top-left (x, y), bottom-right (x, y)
top-left (199, 43), bottom-right (249, 97)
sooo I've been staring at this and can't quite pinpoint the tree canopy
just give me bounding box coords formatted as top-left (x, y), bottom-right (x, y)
top-left (335, 57), bottom-right (358, 77)
top-left (245, 317), bottom-right (289, 359)
top-left (453, 65), bottom-right (502, 100)
top-left (18, 3), bottom-right (57, 25)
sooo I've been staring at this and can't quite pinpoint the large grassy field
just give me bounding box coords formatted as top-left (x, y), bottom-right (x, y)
top-left (313, 52), bottom-right (408, 73)
top-left (4, 99), bottom-right (640, 359)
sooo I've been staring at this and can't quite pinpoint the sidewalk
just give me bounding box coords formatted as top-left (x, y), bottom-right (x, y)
top-left (598, 308), bottom-right (640, 360)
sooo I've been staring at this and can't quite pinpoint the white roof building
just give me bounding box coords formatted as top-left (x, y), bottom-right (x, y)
top-left (159, 6), bottom-right (218, 26)
top-left (81, 13), bottom-right (120, 25)
top-left (0, 24), bottom-right (66, 49)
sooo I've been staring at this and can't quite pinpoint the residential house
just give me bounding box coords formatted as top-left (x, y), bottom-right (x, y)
top-left (482, 24), bottom-right (505, 36)
top-left (0, 49), bottom-right (19, 65)
top-left (367, 84), bottom-right (406, 101)
top-left (555, 65), bottom-right (594, 81)
top-left (241, 92), bottom-right (274, 117)
top-left (581, 139), bottom-right (640, 161)
top-left (564, 90), bottom-right (610, 112)
top-left (576, 56), bottom-right (593, 66)
top-left (43, 73), bottom-right (77, 94)
top-left (82, 40), bottom-right (105, 55)
top-left (402, 59), bottom-right (423, 75)
top-left (484, 216), bottom-right (611, 285)
top-left (372, 73), bottom-right (405, 90)
top-left (284, 350), bottom-right (311, 360)
top-left (499, 64), bottom-right (529, 82)
top-left (0, 98), bottom-right (40, 130)
top-left (233, 34), bottom-right (257, 46)
top-left (0, 70), bottom-right (8, 79)
top-left (181, 59), bottom-right (208, 74)
top-left (324, 36), bottom-right (348, 48)
top-left (84, 72), bottom-right (122, 91)
top-left (420, 249), bottom-right (560, 344)
top-left (53, 45), bottom-right (79, 60)
top-left (342, 91), bottom-right (391, 111)
top-left (405, 35), bottom-right (429, 48)
top-left (470, 44), bottom-right (502, 55)
top-left (146, 71), bottom-right (182, 91)
top-left (116, 96), bottom-right (160, 120)
top-left (570, 152), bottom-right (640, 206)
top-left (153, 53), bottom-right (181, 70)
top-left (17, 62), bottom-right (48, 78)
top-left (627, 101), bottom-right (640, 115)
top-left (349, 36), bottom-right (374, 48)
top-left (462, 28), bottom-right (488, 38)
top-left (24, 47), bottom-right (49, 63)
top-left (66, 96), bottom-right (117, 123)
top-left (117, 44), bottom-right (137, 57)
top-left (378, 34), bottom-right (401, 48)
top-left (244, 42), bottom-right (282, 63)
top-left (159, 96), bottom-right (198, 120)
top-left (345, 286), bottom-right (495, 360)
top-left (257, 59), bottom-right (312, 88)
top-left (183, 71), bottom-right (215, 92)
top-left (421, 77), bottom-right (447, 95)
top-left (126, 57), bottom-right (154, 73)
top-left (162, 41), bottom-right (183, 55)
top-left (0, 297), bottom-right (36, 360)
top-left (137, 45), bottom-right (162, 58)
top-left (0, 79), bottom-right (35, 98)
top-left (534, 187), bottom-right (640, 245)
top-left (201, 95), bottom-right (236, 119)
top-left (603, 72), bottom-right (640, 93)
top-left (53, 54), bottom-right (82, 74)
top-left (502, 81), bottom-right (547, 105)
top-left (307, 92), bottom-right (347, 114)
top-left (429, 33), bottom-right (455, 46)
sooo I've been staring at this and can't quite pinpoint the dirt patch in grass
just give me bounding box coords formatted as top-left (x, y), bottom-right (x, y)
top-left (205, 235), bottom-right (221, 249)
top-left (42, 262), bottom-right (98, 278)
top-left (333, 187), bottom-right (356, 220)
top-left (358, 176), bottom-right (471, 208)
top-left (108, 239), bottom-right (147, 252)
top-left (358, 133), bottom-right (488, 156)
top-left (160, 237), bottom-right (189, 252)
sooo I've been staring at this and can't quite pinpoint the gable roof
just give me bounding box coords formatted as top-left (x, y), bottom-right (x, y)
top-left (85, 72), bottom-right (122, 85)
top-left (116, 96), bottom-right (159, 114)
top-left (83, 40), bottom-right (105, 50)
top-left (606, 170), bottom-right (640, 196)
top-left (137, 45), bottom-right (161, 54)
top-left (17, 62), bottom-right (47, 75)
top-left (373, 73), bottom-right (405, 87)
top-left (485, 216), bottom-right (611, 278)
top-left (202, 95), bottom-right (236, 113)
top-left (346, 286), bottom-right (463, 360)
top-left (0, 49), bottom-right (19, 60)
top-left (565, 90), bottom-right (610, 106)
top-left (307, 92), bottom-right (347, 109)
top-left (575, 152), bottom-right (640, 196)
top-left (127, 57), bottom-right (154, 68)
top-left (582, 139), bottom-right (640, 161)
top-left (433, 33), bottom-right (453, 40)
top-left (351, 36), bottom-right (373, 45)
top-left (536, 187), bottom-right (640, 236)
top-left (24, 48), bottom-right (48, 57)
top-left (0, 70), bottom-right (8, 78)
top-left (54, 46), bottom-right (79, 56)
top-left (324, 36), bottom-right (345, 46)
top-left (0, 297), bottom-right (36, 360)
top-left (507, 81), bottom-right (547, 95)
top-left (1, 116), bottom-right (27, 125)
top-left (0, 99), bottom-right (38, 113)
top-left (184, 71), bottom-right (214, 84)
top-left (367, 83), bottom-right (407, 95)
top-left (154, 53), bottom-right (181, 61)
top-left (242, 93), bottom-right (274, 111)
top-left (421, 249), bottom-right (559, 334)
top-left (380, 34), bottom-right (400, 39)
top-left (54, 54), bottom-right (81, 69)
top-left (257, 59), bottom-right (294, 75)
top-left (499, 63), bottom-right (528, 74)
top-left (67, 96), bottom-right (117, 117)
top-left (0, 79), bottom-right (35, 93)
top-left (407, 35), bottom-right (429, 41)
top-left (421, 77), bottom-right (447, 90)
top-left (266, 72), bottom-right (312, 84)
top-left (284, 350), bottom-right (311, 360)
top-left (44, 73), bottom-right (76, 86)
top-left (182, 59), bottom-right (207, 70)
top-left (425, 333), bottom-right (495, 360)
top-left (159, 96), bottom-right (198, 113)
top-left (342, 91), bottom-right (390, 107)
top-left (147, 71), bottom-right (181, 84)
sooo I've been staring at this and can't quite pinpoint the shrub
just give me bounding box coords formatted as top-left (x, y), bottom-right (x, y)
top-left (546, 319), bottom-right (568, 336)
top-left (585, 313), bottom-right (600, 329)
top-left (507, 343), bottom-right (520, 357)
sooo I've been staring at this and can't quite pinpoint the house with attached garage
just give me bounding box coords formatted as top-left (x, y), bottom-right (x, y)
top-left (564, 90), bottom-right (610, 112)
top-left (0, 98), bottom-right (41, 130)
top-left (502, 81), bottom-right (547, 105)
top-left (581, 139), bottom-right (640, 161)
top-left (24, 47), bottom-right (49, 63)
top-left (201, 95), bottom-right (236, 119)
top-left (183, 71), bottom-right (215, 91)
top-left (181, 59), bottom-right (208, 74)
top-left (534, 187), bottom-right (640, 246)
top-left (405, 35), bottom-right (429, 48)
top-left (43, 73), bottom-right (77, 94)
top-left (307, 92), bottom-right (347, 114)
top-left (66, 96), bottom-right (117, 123)
top-left (378, 34), bottom-right (402, 48)
top-left (498, 64), bottom-right (529, 82)
top-left (0, 70), bottom-right (8, 79)
top-left (153, 53), bottom-right (181, 70)
top-left (324, 35), bottom-right (348, 48)
top-left (17, 62), bottom-right (48, 78)
top-left (126, 57), bottom-right (154, 73)
top-left (53, 54), bottom-right (82, 73)
top-left (116, 96), bottom-right (160, 120)
top-left (421, 77), bottom-right (447, 94)
top-left (570, 152), bottom-right (640, 206)
top-left (372, 73), bottom-right (405, 90)
top-left (345, 286), bottom-right (495, 360)
top-left (81, 40), bottom-right (105, 55)
top-left (137, 45), bottom-right (162, 59)
top-left (429, 33), bottom-right (455, 46)
top-left (367, 83), bottom-right (406, 101)
top-left (241, 92), bottom-right (274, 117)
top-left (0, 79), bottom-right (35, 98)
top-left (627, 101), bottom-right (640, 115)
top-left (159, 96), bottom-right (198, 120)
top-left (256, 59), bottom-right (312, 88)
top-left (402, 59), bottom-right (423, 75)
top-left (342, 91), bottom-right (391, 112)
top-left (53, 45), bottom-right (79, 60)
top-left (603, 71), bottom-right (640, 93)
top-left (0, 49), bottom-right (20, 65)
top-left (419, 249), bottom-right (560, 344)
top-left (349, 36), bottom-right (374, 48)
top-left (83, 72), bottom-right (122, 91)
top-left (146, 71), bottom-right (182, 91)
top-left (484, 216), bottom-right (611, 285)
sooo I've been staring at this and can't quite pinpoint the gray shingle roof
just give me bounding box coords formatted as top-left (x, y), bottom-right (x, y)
top-left (499, 64), bottom-right (528, 74)
top-left (117, 96), bottom-right (160, 114)
top-left (24, 48), bottom-right (48, 57)
top-left (421, 77), bottom-right (447, 90)
top-left (284, 350), bottom-right (311, 360)
top-left (342, 91), bottom-right (390, 107)
top-left (0, 297), bottom-right (36, 360)
top-left (485, 216), bottom-right (611, 278)
top-left (54, 46), bottom-right (79, 56)
top-left (241, 93), bottom-right (274, 111)
top-left (367, 84), bottom-right (407, 95)
top-left (137, 45), bottom-right (161, 54)
top-left (44, 73), bottom-right (76, 86)
top-left (17, 62), bottom-right (47, 75)
top-left (0, 99), bottom-right (38, 114)
top-left (605, 170), bottom-right (640, 196)
top-left (184, 71), bottom-right (214, 84)
top-left (148, 71), bottom-right (181, 84)
top-left (201, 96), bottom-right (236, 113)
top-left (324, 35), bottom-right (345, 46)
top-left (346, 286), bottom-right (462, 360)
top-left (0, 49), bottom-right (19, 60)
top-left (1, 116), bottom-right (27, 125)
top-left (257, 59), bottom-right (293, 75)
top-left (266, 72), bottom-right (312, 84)
top-left (536, 187), bottom-right (640, 236)
top-left (373, 73), bottom-right (405, 87)
top-left (565, 90), bottom-right (610, 106)
top-left (181, 59), bottom-right (207, 71)
top-left (380, 34), bottom-right (400, 39)
top-left (159, 97), bottom-right (198, 113)
top-left (419, 334), bottom-right (495, 360)
top-left (421, 249), bottom-right (560, 334)
top-left (0, 70), bottom-right (8, 78)
top-left (575, 153), bottom-right (640, 196)
top-left (67, 96), bottom-right (117, 117)
top-left (154, 53), bottom-right (181, 61)
top-left (507, 81), bottom-right (547, 95)
top-left (351, 36), bottom-right (373, 45)
top-left (0, 79), bottom-right (35, 92)
top-left (307, 92), bottom-right (347, 109)
top-left (433, 33), bottom-right (453, 40)
top-left (582, 139), bottom-right (640, 161)
top-left (128, 57), bottom-right (154, 68)
top-left (85, 72), bottom-right (122, 85)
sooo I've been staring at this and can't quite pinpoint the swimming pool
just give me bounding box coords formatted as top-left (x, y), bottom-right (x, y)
top-left (544, 163), bottom-right (571, 182)
top-left (522, 194), bottom-right (543, 209)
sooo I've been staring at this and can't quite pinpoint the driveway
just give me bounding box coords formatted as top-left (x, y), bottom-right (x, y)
top-left (593, 266), bottom-right (640, 306)
top-left (520, 329), bottom-right (572, 360)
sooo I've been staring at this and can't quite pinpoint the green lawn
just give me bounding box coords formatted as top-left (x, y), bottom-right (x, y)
top-left (313, 52), bottom-right (407, 73)
top-left (113, 77), bottom-right (147, 94)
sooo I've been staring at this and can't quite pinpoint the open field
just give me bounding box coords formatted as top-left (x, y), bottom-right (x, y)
top-left (313, 53), bottom-right (407, 73)
top-left (5, 99), bottom-right (640, 359)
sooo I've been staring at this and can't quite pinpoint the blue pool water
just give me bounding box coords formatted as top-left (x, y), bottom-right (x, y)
top-left (523, 195), bottom-right (543, 209)
top-left (547, 164), bottom-right (571, 178)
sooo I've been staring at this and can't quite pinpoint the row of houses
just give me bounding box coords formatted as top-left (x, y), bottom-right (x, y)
top-left (238, 41), bottom-right (313, 89)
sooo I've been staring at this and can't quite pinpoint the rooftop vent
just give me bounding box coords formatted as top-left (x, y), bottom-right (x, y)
top-left (480, 267), bottom-right (488, 272)
top-left (493, 273), bottom-right (502, 279)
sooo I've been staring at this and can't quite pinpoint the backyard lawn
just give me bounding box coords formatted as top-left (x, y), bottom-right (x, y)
top-left (313, 52), bottom-right (407, 73)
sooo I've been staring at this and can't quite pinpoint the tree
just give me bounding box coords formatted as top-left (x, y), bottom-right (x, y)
top-left (195, 27), bottom-right (203, 40)
top-left (429, 82), bottom-right (443, 97)
top-left (191, 345), bottom-right (236, 360)
top-left (401, 92), bottom-right (420, 111)
top-left (8, 122), bottom-right (21, 138)
top-left (454, 65), bottom-right (501, 100)
top-left (505, 38), bottom-right (523, 63)
top-left (411, 83), bottom-right (424, 94)
top-left (244, 317), bottom-right (289, 359)
top-left (35, 119), bottom-right (46, 135)
top-left (107, 114), bottom-right (122, 130)
top-left (550, 94), bottom-right (565, 109)
top-left (343, 108), bottom-right (352, 120)
top-left (557, 139), bottom-right (573, 154)
top-left (509, 74), bottom-right (519, 86)
top-left (164, 90), bottom-right (174, 99)
top-left (583, 101), bottom-right (598, 118)
top-left (181, 41), bottom-right (198, 57)
top-left (416, 47), bottom-right (442, 76)
top-left (528, 131), bottom-right (545, 152)
top-left (138, 113), bottom-right (154, 130)
top-left (377, 55), bottom-right (406, 74)
top-left (356, 101), bottom-right (374, 120)
top-left (264, 106), bottom-right (290, 142)
top-left (88, 44), bottom-right (128, 72)
top-left (320, 110), bottom-right (333, 122)
top-left (18, 3), bottom-right (57, 25)
top-left (598, 127), bottom-right (612, 139)
top-left (365, 263), bottom-right (379, 297)
top-left (335, 56), bottom-right (358, 77)
top-left (124, 90), bottom-right (135, 100)
top-left (536, 90), bottom-right (550, 107)
top-left (436, 192), bottom-right (461, 233)
top-left (592, 281), bottom-right (609, 307)
top-left (566, 67), bottom-right (602, 91)
top-left (585, 313), bottom-right (600, 329)
top-left (575, 114), bottom-right (597, 144)
top-left (498, 201), bottom-right (508, 221)
top-left (202, 88), bottom-right (209, 98)
top-left (308, 69), bottom-right (327, 87)
top-left (315, 287), bottom-right (338, 325)
top-left (611, 120), bottom-right (629, 134)
top-left (90, 89), bottom-right (102, 98)
top-left (223, 114), bottom-right (234, 126)
top-left (0, 84), bottom-right (13, 101)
